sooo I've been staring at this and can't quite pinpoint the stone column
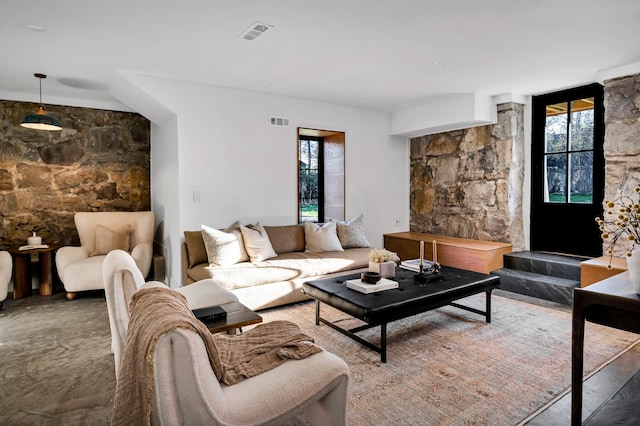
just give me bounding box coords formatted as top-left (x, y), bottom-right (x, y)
top-left (410, 103), bottom-right (525, 251)
top-left (603, 73), bottom-right (640, 255)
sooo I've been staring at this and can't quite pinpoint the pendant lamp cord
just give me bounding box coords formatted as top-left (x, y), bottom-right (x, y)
top-left (34, 73), bottom-right (47, 109)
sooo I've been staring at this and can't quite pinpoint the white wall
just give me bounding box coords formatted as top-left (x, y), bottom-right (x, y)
top-left (122, 75), bottom-right (409, 287)
top-left (390, 93), bottom-right (497, 137)
top-left (522, 100), bottom-right (532, 251)
top-left (150, 117), bottom-right (181, 285)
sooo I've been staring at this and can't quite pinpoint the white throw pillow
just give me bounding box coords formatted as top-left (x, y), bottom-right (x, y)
top-left (240, 223), bottom-right (277, 263)
top-left (304, 221), bottom-right (344, 253)
top-left (335, 214), bottom-right (371, 249)
top-left (201, 222), bottom-right (249, 266)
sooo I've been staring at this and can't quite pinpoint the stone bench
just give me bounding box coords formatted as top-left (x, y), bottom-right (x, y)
top-left (383, 232), bottom-right (512, 274)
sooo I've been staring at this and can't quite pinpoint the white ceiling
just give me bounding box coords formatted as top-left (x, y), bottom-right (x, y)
top-left (1, 0), bottom-right (639, 113)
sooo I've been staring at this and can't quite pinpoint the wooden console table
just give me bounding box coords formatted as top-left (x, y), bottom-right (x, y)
top-left (383, 232), bottom-right (512, 274)
top-left (572, 272), bottom-right (640, 425)
top-left (7, 244), bottom-right (61, 299)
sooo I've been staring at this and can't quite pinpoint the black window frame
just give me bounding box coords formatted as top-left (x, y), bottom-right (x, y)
top-left (298, 135), bottom-right (324, 223)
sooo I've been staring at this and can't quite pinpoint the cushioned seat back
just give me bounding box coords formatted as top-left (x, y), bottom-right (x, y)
top-left (263, 224), bottom-right (305, 254)
top-left (153, 328), bottom-right (226, 424)
top-left (75, 211), bottom-right (154, 253)
top-left (103, 249), bottom-right (164, 378)
top-left (183, 230), bottom-right (208, 268)
top-left (0, 251), bottom-right (12, 303)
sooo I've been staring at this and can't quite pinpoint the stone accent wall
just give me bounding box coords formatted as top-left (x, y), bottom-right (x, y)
top-left (410, 103), bottom-right (525, 250)
top-left (603, 73), bottom-right (640, 255)
top-left (0, 100), bottom-right (150, 248)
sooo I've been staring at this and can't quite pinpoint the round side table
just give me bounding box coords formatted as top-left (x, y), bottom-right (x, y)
top-left (7, 244), bottom-right (61, 299)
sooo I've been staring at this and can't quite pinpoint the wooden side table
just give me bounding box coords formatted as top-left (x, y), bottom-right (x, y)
top-left (572, 272), bottom-right (640, 425)
top-left (199, 301), bottom-right (262, 334)
top-left (7, 244), bottom-right (61, 299)
top-left (579, 255), bottom-right (627, 287)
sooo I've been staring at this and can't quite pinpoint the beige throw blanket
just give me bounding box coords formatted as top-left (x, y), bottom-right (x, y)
top-left (111, 287), bottom-right (321, 426)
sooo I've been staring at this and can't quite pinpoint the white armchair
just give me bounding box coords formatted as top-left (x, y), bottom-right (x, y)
top-left (104, 249), bottom-right (350, 425)
top-left (0, 251), bottom-right (12, 309)
top-left (56, 211), bottom-right (154, 299)
top-left (151, 328), bottom-right (350, 425)
top-left (103, 249), bottom-right (239, 375)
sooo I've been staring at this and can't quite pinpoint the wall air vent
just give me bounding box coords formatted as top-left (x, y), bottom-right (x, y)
top-left (270, 116), bottom-right (289, 127)
top-left (239, 22), bottom-right (273, 42)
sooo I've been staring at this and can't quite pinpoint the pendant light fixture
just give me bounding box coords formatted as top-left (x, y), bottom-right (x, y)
top-left (20, 73), bottom-right (62, 131)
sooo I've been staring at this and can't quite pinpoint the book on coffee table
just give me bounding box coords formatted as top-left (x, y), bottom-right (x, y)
top-left (400, 258), bottom-right (434, 272)
top-left (192, 305), bottom-right (227, 322)
top-left (345, 278), bottom-right (398, 294)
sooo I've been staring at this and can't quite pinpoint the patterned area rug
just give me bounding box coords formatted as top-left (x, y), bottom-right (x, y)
top-left (256, 294), bottom-right (640, 425)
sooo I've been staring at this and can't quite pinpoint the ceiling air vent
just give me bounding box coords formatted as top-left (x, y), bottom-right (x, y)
top-left (239, 22), bottom-right (273, 42)
top-left (270, 116), bottom-right (289, 127)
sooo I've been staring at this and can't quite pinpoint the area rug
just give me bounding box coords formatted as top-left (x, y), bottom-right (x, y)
top-left (256, 294), bottom-right (640, 426)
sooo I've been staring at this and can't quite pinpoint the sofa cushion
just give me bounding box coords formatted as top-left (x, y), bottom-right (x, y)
top-left (184, 231), bottom-right (208, 268)
top-left (304, 222), bottom-right (343, 253)
top-left (188, 248), bottom-right (371, 290)
top-left (240, 223), bottom-right (277, 262)
top-left (264, 224), bottom-right (305, 254)
top-left (201, 222), bottom-right (249, 266)
top-left (335, 215), bottom-right (371, 249)
top-left (91, 224), bottom-right (131, 256)
top-left (61, 255), bottom-right (108, 291)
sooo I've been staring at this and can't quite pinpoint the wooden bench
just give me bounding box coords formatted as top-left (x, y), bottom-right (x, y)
top-left (579, 255), bottom-right (627, 287)
top-left (383, 232), bottom-right (512, 274)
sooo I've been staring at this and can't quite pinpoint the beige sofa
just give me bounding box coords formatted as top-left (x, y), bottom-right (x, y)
top-left (182, 221), bottom-right (372, 311)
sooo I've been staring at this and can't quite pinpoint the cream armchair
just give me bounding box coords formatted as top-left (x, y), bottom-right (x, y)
top-left (57, 211), bottom-right (154, 299)
top-left (104, 249), bottom-right (350, 425)
top-left (151, 328), bottom-right (350, 425)
top-left (103, 249), bottom-right (240, 375)
top-left (0, 251), bottom-right (12, 309)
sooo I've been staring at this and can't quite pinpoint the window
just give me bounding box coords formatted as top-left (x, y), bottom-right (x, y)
top-left (543, 98), bottom-right (595, 204)
top-left (297, 128), bottom-right (345, 223)
top-left (299, 137), bottom-right (322, 222)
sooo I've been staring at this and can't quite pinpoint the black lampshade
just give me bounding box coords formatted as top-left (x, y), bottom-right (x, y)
top-left (20, 106), bottom-right (62, 131)
top-left (20, 73), bottom-right (62, 131)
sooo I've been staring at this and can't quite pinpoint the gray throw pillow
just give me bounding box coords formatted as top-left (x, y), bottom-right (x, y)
top-left (336, 214), bottom-right (371, 249)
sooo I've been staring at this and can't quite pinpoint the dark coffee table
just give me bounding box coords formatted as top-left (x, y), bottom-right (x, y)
top-left (302, 266), bottom-right (500, 362)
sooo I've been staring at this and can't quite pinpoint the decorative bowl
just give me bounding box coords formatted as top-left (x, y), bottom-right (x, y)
top-left (361, 271), bottom-right (381, 284)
